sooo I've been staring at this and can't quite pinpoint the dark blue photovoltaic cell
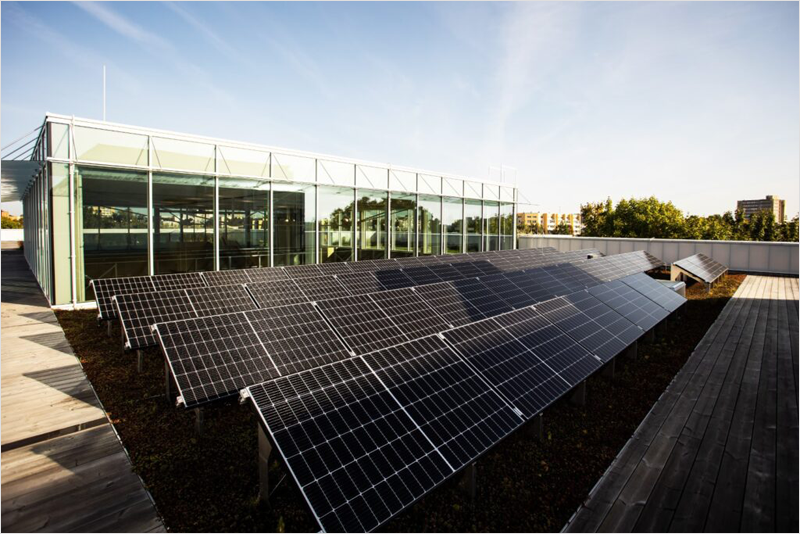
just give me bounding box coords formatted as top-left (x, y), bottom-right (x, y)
top-left (588, 280), bottom-right (666, 331)
top-left (451, 278), bottom-right (513, 318)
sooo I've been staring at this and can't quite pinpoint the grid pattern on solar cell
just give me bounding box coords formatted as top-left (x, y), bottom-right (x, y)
top-left (293, 276), bottom-right (351, 302)
top-left (620, 273), bottom-right (686, 312)
top-left (587, 280), bottom-right (667, 331)
top-left (245, 304), bottom-right (352, 376)
top-left (413, 282), bottom-right (486, 327)
top-left (245, 280), bottom-right (308, 308)
top-left (480, 274), bottom-right (537, 308)
top-left (335, 273), bottom-right (385, 295)
top-left (374, 269), bottom-right (414, 290)
top-left (545, 263), bottom-right (602, 290)
top-left (426, 263), bottom-right (465, 282)
top-left (284, 264), bottom-right (324, 279)
top-left (533, 297), bottom-right (628, 362)
top-left (317, 262), bottom-right (355, 276)
top-left (115, 290), bottom-right (197, 350)
top-left (363, 335), bottom-right (523, 470)
top-left (561, 291), bottom-right (642, 345)
top-left (246, 267), bottom-right (289, 282)
top-left (155, 312), bottom-right (280, 407)
top-left (507, 268), bottom-right (566, 303)
top-left (450, 278), bottom-right (513, 317)
top-left (152, 272), bottom-right (207, 291)
top-left (202, 269), bottom-right (253, 287)
top-left (92, 277), bottom-right (155, 320)
top-left (248, 358), bottom-right (452, 533)
top-left (673, 253), bottom-right (727, 283)
top-left (470, 261), bottom-right (502, 276)
top-left (450, 261), bottom-right (484, 278)
top-left (400, 266), bottom-right (442, 286)
top-left (185, 285), bottom-right (257, 316)
top-left (316, 295), bottom-right (409, 355)
top-left (367, 288), bottom-right (451, 336)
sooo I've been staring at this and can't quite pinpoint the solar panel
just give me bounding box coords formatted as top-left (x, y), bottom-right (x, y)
top-left (245, 304), bottom-right (352, 376)
top-left (561, 291), bottom-right (642, 346)
top-left (450, 261), bottom-right (484, 278)
top-left (470, 260), bottom-right (502, 276)
top-left (202, 269), bottom-right (253, 287)
top-left (185, 285), bottom-right (257, 316)
top-left (335, 272), bottom-right (385, 296)
top-left (152, 272), bottom-right (207, 291)
top-left (284, 264), bottom-right (324, 279)
top-left (245, 280), bottom-right (308, 308)
top-left (588, 279), bottom-right (668, 331)
top-left (367, 288), bottom-right (451, 336)
top-left (155, 312), bottom-right (280, 407)
top-left (246, 267), bottom-right (290, 282)
top-left (426, 263), bottom-right (465, 282)
top-left (450, 278), bottom-right (513, 318)
top-left (401, 266), bottom-right (442, 286)
top-left (620, 273), bottom-right (687, 313)
top-left (246, 357), bottom-right (452, 533)
top-left (533, 297), bottom-right (628, 362)
top-left (480, 273), bottom-right (537, 309)
top-left (414, 282), bottom-right (487, 327)
top-left (673, 253), bottom-right (727, 284)
top-left (91, 276), bottom-right (155, 320)
top-left (317, 262), bottom-right (355, 276)
top-left (293, 276), bottom-right (351, 302)
top-left (373, 269), bottom-right (415, 290)
top-left (506, 268), bottom-right (566, 303)
top-left (114, 290), bottom-right (196, 350)
top-left (363, 335), bottom-right (523, 472)
top-left (316, 295), bottom-right (409, 355)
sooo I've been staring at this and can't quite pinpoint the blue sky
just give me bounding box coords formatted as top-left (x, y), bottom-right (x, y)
top-left (2, 1), bottom-right (798, 218)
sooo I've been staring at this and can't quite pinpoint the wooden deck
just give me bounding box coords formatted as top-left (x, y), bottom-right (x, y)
top-left (1, 249), bottom-right (164, 532)
top-left (564, 275), bottom-right (799, 532)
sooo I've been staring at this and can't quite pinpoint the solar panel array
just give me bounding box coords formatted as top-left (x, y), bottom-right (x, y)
top-left (672, 253), bottom-right (728, 285)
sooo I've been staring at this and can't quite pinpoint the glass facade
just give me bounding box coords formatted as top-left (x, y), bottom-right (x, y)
top-left (357, 190), bottom-right (388, 260)
top-left (21, 116), bottom-right (516, 305)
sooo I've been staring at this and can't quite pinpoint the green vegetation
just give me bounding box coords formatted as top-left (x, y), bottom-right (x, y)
top-left (1, 215), bottom-right (23, 229)
top-left (579, 196), bottom-right (798, 242)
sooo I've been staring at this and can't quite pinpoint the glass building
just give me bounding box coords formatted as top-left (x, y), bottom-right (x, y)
top-left (10, 114), bottom-right (518, 306)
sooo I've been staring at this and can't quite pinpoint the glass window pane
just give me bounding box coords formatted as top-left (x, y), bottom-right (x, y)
top-left (272, 153), bottom-right (316, 182)
top-left (500, 202), bottom-right (514, 250)
top-left (50, 164), bottom-right (72, 305)
top-left (74, 126), bottom-right (148, 166)
top-left (49, 123), bottom-right (69, 159)
top-left (152, 137), bottom-right (215, 173)
top-left (318, 160), bottom-right (354, 186)
top-left (443, 197), bottom-right (463, 254)
top-left (391, 193), bottom-right (415, 258)
top-left (358, 165), bottom-right (388, 189)
top-left (465, 200), bottom-right (482, 253)
top-left (153, 173), bottom-right (215, 273)
top-left (484, 201), bottom-right (500, 251)
top-left (273, 183), bottom-right (315, 265)
top-left (219, 178), bottom-right (270, 269)
top-left (318, 186), bottom-right (354, 263)
top-left (74, 166), bottom-right (148, 301)
top-left (389, 170), bottom-right (415, 192)
top-left (418, 195), bottom-right (441, 256)
top-left (357, 189), bottom-right (387, 260)
top-left (218, 146), bottom-right (270, 178)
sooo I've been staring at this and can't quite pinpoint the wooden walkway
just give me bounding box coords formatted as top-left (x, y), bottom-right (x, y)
top-left (1, 249), bottom-right (164, 532)
top-left (565, 275), bottom-right (799, 532)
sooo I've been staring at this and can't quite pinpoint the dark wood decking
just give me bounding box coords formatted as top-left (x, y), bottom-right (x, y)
top-left (1, 249), bottom-right (164, 532)
top-left (565, 275), bottom-right (799, 533)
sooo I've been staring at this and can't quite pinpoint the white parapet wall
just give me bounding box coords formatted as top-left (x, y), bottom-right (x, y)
top-left (520, 235), bottom-right (799, 275)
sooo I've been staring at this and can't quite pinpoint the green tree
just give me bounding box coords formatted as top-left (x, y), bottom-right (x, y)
top-left (580, 198), bottom-right (613, 237)
top-left (611, 196), bottom-right (685, 238)
top-left (748, 210), bottom-right (778, 241)
top-left (551, 221), bottom-right (572, 235)
top-left (1, 216), bottom-right (22, 229)
top-left (779, 216), bottom-right (799, 242)
top-left (523, 221), bottom-right (546, 235)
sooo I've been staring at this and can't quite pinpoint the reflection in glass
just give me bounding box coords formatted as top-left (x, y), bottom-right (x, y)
top-left (443, 197), bottom-right (463, 254)
top-left (153, 173), bottom-right (215, 273)
top-left (318, 186), bottom-right (353, 262)
top-left (418, 195), bottom-right (441, 256)
top-left (219, 178), bottom-right (270, 269)
top-left (357, 190), bottom-right (387, 260)
top-left (74, 167), bottom-right (148, 301)
top-left (273, 183), bottom-right (315, 265)
top-left (484, 201), bottom-right (500, 251)
top-left (391, 193), bottom-right (416, 258)
top-left (465, 200), bottom-right (482, 253)
top-left (500, 202), bottom-right (514, 250)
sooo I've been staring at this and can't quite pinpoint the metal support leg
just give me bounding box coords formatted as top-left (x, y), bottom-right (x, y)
top-left (106, 320), bottom-right (112, 337)
top-left (602, 357), bottom-right (616, 380)
top-left (458, 462), bottom-right (477, 504)
top-left (137, 350), bottom-right (144, 373)
top-left (570, 381), bottom-right (587, 407)
top-left (525, 413), bottom-right (544, 441)
top-left (194, 408), bottom-right (204, 436)
top-left (258, 424), bottom-right (273, 504)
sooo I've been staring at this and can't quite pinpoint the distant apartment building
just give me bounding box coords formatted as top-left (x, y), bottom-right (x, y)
top-left (1, 210), bottom-right (22, 222)
top-left (736, 195), bottom-right (786, 222)
top-left (517, 212), bottom-right (582, 235)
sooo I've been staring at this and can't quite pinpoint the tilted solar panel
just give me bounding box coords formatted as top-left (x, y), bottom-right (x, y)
top-left (316, 261), bottom-right (354, 276)
top-left (152, 272), bottom-right (207, 291)
top-left (155, 312), bottom-right (280, 407)
top-left (401, 266), bottom-right (442, 286)
top-left (283, 264), bottom-right (324, 279)
top-left (414, 282), bottom-right (487, 327)
top-left (185, 285), bottom-right (257, 316)
top-left (620, 272), bottom-right (686, 312)
top-left (246, 267), bottom-right (290, 282)
top-left (245, 280), bottom-right (308, 308)
top-left (91, 276), bottom-right (155, 321)
top-left (673, 253), bottom-right (727, 284)
top-left (450, 278), bottom-right (513, 318)
top-left (480, 273), bottom-right (537, 309)
top-left (245, 304), bottom-right (352, 376)
top-left (450, 261), bottom-right (484, 278)
top-left (315, 295), bottom-right (408, 355)
top-left (293, 275), bottom-right (351, 302)
top-left (335, 272), bottom-right (385, 295)
top-left (202, 269), bottom-right (253, 287)
top-left (561, 291), bottom-right (642, 346)
top-left (114, 289), bottom-right (196, 350)
top-left (426, 263), bottom-right (465, 282)
top-left (367, 288), bottom-right (451, 337)
top-left (373, 269), bottom-right (415, 290)
top-left (588, 279), bottom-right (667, 331)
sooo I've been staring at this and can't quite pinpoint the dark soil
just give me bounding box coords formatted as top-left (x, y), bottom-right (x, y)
top-left (55, 273), bottom-right (744, 533)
